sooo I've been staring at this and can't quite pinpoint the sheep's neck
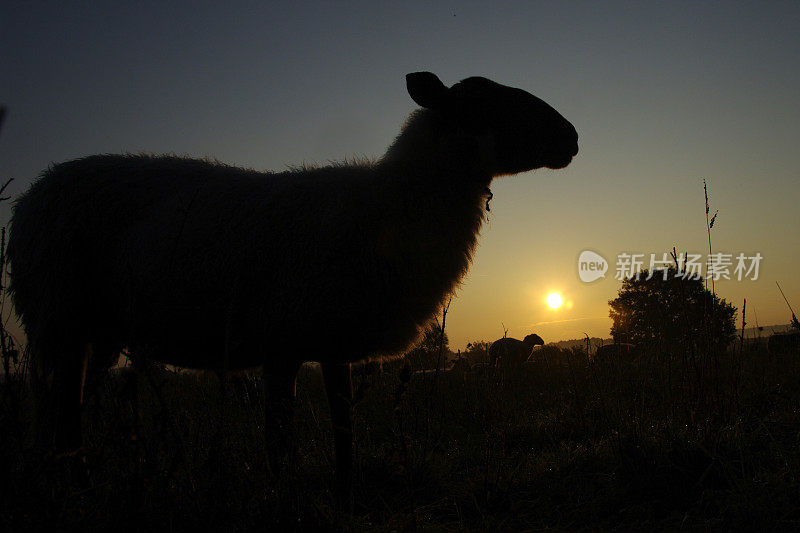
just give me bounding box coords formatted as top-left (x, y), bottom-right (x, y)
top-left (381, 109), bottom-right (493, 187)
top-left (373, 111), bottom-right (493, 318)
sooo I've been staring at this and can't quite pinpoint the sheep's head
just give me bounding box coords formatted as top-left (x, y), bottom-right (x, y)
top-left (523, 333), bottom-right (545, 347)
top-left (406, 72), bottom-right (578, 175)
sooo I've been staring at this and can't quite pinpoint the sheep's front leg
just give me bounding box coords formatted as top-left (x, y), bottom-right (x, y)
top-left (321, 362), bottom-right (353, 506)
top-left (53, 365), bottom-right (84, 454)
top-left (52, 343), bottom-right (95, 454)
top-left (263, 362), bottom-right (301, 476)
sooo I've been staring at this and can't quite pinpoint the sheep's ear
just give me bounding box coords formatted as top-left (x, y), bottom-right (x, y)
top-left (406, 72), bottom-right (447, 109)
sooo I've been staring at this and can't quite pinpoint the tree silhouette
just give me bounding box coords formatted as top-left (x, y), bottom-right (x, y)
top-left (609, 268), bottom-right (736, 351)
top-left (464, 340), bottom-right (491, 364)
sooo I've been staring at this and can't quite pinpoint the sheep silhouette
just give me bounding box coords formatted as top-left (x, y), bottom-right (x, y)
top-left (447, 357), bottom-right (473, 378)
top-left (7, 71), bottom-right (578, 501)
top-left (768, 332), bottom-right (800, 356)
top-left (488, 333), bottom-right (545, 372)
top-left (593, 342), bottom-right (640, 364)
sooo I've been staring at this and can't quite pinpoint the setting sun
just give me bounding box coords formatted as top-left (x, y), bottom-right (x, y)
top-left (546, 292), bottom-right (564, 309)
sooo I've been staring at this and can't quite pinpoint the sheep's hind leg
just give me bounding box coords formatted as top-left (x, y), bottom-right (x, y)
top-left (263, 361), bottom-right (302, 477)
top-left (321, 362), bottom-right (353, 508)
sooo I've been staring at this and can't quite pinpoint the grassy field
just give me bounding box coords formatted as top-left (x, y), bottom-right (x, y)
top-left (1, 341), bottom-right (799, 531)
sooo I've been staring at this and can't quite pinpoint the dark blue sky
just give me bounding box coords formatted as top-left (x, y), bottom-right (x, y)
top-left (2, 1), bottom-right (798, 346)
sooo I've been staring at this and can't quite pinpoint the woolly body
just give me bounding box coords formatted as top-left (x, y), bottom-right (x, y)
top-left (488, 333), bottom-right (545, 368)
top-left (9, 146), bottom-right (486, 371)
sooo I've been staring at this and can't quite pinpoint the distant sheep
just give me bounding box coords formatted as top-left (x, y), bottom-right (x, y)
top-left (488, 333), bottom-right (545, 371)
top-left (470, 362), bottom-right (490, 375)
top-left (447, 357), bottom-right (472, 378)
top-left (768, 332), bottom-right (800, 355)
top-left (593, 342), bottom-right (640, 364)
top-left (7, 72), bottom-right (578, 500)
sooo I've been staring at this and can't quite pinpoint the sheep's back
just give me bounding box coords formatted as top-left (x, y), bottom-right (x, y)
top-left (9, 153), bottom-right (469, 368)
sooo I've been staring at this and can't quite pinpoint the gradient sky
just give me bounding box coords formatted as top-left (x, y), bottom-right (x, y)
top-left (2, 1), bottom-right (798, 350)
